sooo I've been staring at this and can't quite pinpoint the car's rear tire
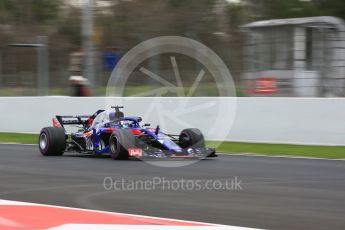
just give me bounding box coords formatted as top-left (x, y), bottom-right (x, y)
top-left (39, 127), bottom-right (66, 156)
top-left (179, 128), bottom-right (205, 148)
top-left (109, 129), bottom-right (136, 160)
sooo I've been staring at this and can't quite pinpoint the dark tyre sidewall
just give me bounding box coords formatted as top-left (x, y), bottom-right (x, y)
top-left (110, 129), bottom-right (136, 160)
top-left (39, 127), bottom-right (66, 156)
top-left (109, 134), bottom-right (121, 160)
top-left (179, 128), bottom-right (205, 148)
top-left (39, 129), bottom-right (50, 155)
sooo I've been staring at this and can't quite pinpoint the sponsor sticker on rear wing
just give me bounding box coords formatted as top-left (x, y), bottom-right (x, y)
top-left (53, 110), bottom-right (106, 129)
top-left (54, 115), bottom-right (91, 129)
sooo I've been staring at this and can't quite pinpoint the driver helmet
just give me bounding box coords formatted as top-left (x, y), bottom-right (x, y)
top-left (120, 120), bottom-right (130, 129)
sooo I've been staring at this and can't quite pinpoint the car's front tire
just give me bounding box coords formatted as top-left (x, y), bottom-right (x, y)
top-left (39, 127), bottom-right (66, 156)
top-left (179, 128), bottom-right (205, 148)
top-left (109, 129), bottom-right (136, 160)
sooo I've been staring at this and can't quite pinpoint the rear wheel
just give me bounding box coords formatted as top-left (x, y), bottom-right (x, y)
top-left (179, 128), bottom-right (205, 148)
top-left (39, 127), bottom-right (66, 156)
top-left (109, 129), bottom-right (136, 160)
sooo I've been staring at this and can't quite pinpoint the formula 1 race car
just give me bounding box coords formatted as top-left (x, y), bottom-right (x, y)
top-left (38, 106), bottom-right (217, 160)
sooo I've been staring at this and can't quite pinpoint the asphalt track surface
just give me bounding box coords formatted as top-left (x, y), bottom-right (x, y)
top-left (0, 144), bottom-right (345, 230)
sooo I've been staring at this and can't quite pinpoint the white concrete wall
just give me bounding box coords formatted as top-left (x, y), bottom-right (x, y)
top-left (1, 97), bottom-right (345, 146)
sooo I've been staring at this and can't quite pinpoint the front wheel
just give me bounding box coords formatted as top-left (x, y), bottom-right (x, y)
top-left (109, 129), bottom-right (136, 160)
top-left (39, 127), bottom-right (66, 156)
top-left (179, 128), bottom-right (205, 148)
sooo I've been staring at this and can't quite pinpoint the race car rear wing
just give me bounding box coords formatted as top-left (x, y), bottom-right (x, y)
top-left (54, 115), bottom-right (90, 130)
top-left (53, 110), bottom-right (105, 130)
